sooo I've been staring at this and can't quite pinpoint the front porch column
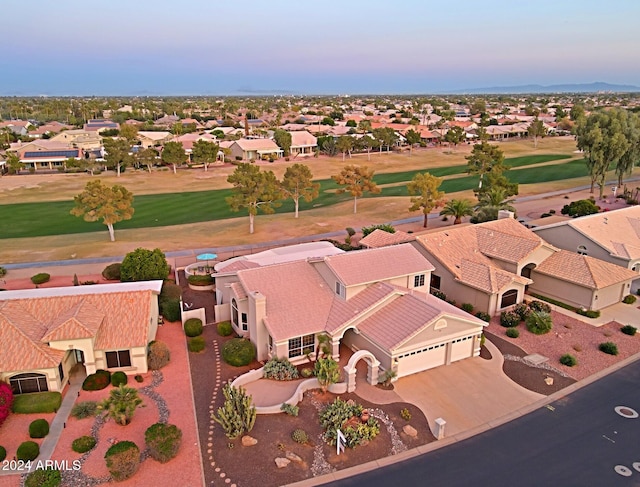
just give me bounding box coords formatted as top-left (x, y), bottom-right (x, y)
top-left (331, 338), bottom-right (340, 360)
top-left (344, 366), bottom-right (357, 393)
top-left (367, 362), bottom-right (379, 385)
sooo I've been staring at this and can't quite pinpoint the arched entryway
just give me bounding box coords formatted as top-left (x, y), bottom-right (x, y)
top-left (343, 350), bottom-right (380, 393)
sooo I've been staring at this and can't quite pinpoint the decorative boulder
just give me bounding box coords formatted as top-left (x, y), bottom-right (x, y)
top-left (403, 425), bottom-right (418, 438)
top-left (241, 435), bottom-right (257, 447)
top-left (275, 457), bottom-right (291, 469)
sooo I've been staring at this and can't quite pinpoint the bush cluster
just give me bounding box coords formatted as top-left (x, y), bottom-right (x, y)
top-left (221, 338), bottom-right (256, 366)
top-left (599, 342), bottom-right (619, 355)
top-left (528, 300), bottom-right (552, 314)
top-left (280, 403), bottom-right (299, 416)
top-left (300, 368), bottom-right (314, 378)
top-left (159, 281), bottom-right (182, 322)
top-left (320, 398), bottom-right (380, 448)
top-left (111, 371), bottom-right (128, 387)
top-left (291, 429), bottom-right (308, 444)
top-left (120, 248), bottom-right (169, 282)
top-left (513, 303), bottom-right (531, 321)
top-left (560, 354), bottom-right (577, 367)
top-left (506, 328), bottom-right (520, 338)
top-left (187, 274), bottom-right (214, 286)
top-left (72, 435), bottom-right (97, 453)
top-left (145, 423), bottom-right (182, 463)
top-left (188, 336), bottom-right (206, 353)
top-left (461, 303), bottom-right (474, 313)
top-left (148, 340), bottom-right (171, 370)
top-left (105, 441), bottom-right (141, 481)
top-left (621, 325), bottom-right (637, 336)
top-left (400, 408), bottom-right (412, 421)
top-left (622, 294), bottom-right (637, 304)
top-left (24, 467), bottom-right (61, 487)
top-left (101, 263), bottom-right (122, 281)
top-left (526, 311), bottom-right (553, 335)
top-left (17, 441), bottom-right (40, 461)
top-left (475, 311), bottom-right (491, 322)
top-left (431, 289), bottom-right (447, 301)
top-left (71, 401), bottom-right (98, 419)
top-left (0, 382), bottom-right (13, 428)
top-left (576, 309), bottom-right (600, 319)
top-left (184, 318), bottom-right (203, 337)
top-left (0, 267), bottom-right (6, 278)
top-left (500, 311), bottom-right (520, 328)
top-left (31, 273), bottom-right (51, 285)
top-left (362, 223), bottom-right (395, 237)
top-left (29, 418), bottom-right (50, 438)
top-left (82, 370), bottom-right (111, 391)
top-left (561, 199), bottom-right (600, 217)
top-left (263, 357), bottom-right (299, 381)
top-left (217, 321), bottom-right (233, 336)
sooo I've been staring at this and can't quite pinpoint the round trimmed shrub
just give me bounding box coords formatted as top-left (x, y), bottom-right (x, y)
top-left (217, 320), bottom-right (233, 337)
top-left (500, 311), bottom-right (520, 327)
top-left (221, 338), bottom-right (256, 366)
top-left (111, 371), bottom-right (128, 387)
top-left (526, 311), bottom-right (553, 335)
top-left (31, 273), bottom-right (51, 285)
top-left (25, 467), bottom-right (60, 487)
top-left (622, 294), bottom-right (637, 304)
top-left (29, 418), bottom-right (50, 438)
top-left (72, 435), bottom-right (97, 453)
top-left (0, 446), bottom-right (5, 461)
top-left (184, 318), bottom-right (203, 337)
top-left (102, 263), bottom-right (122, 281)
top-left (148, 340), bottom-right (170, 370)
top-left (135, 375), bottom-right (144, 383)
top-left (300, 368), bottom-right (313, 378)
top-left (560, 354), bottom-right (577, 367)
top-left (621, 325), bottom-right (637, 336)
top-left (120, 248), bottom-right (169, 282)
top-left (17, 441), bottom-right (39, 461)
top-left (105, 441), bottom-right (141, 481)
top-left (145, 423), bottom-right (182, 463)
top-left (160, 299), bottom-right (181, 322)
top-left (599, 342), bottom-right (619, 355)
top-left (506, 328), bottom-right (519, 338)
top-left (82, 370), bottom-right (111, 391)
top-left (188, 336), bottom-right (206, 353)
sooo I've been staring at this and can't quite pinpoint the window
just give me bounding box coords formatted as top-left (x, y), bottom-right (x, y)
top-left (577, 245), bottom-right (588, 256)
top-left (414, 274), bottom-right (425, 287)
top-left (430, 274), bottom-right (442, 290)
top-left (58, 362), bottom-right (65, 382)
top-left (10, 373), bottom-right (48, 394)
top-left (241, 312), bottom-right (248, 331)
top-left (231, 298), bottom-right (239, 327)
top-left (288, 334), bottom-right (315, 358)
top-left (500, 289), bottom-right (518, 308)
top-left (105, 350), bottom-right (132, 368)
top-left (335, 281), bottom-right (345, 297)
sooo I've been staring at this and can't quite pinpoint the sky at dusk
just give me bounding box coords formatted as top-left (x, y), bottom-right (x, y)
top-left (2, 0), bottom-right (639, 96)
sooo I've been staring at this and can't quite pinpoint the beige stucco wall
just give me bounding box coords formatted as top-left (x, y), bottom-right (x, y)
top-left (592, 281), bottom-right (630, 310)
top-left (1, 367), bottom-right (60, 393)
top-left (93, 345), bottom-right (148, 374)
top-left (248, 292), bottom-right (269, 361)
top-left (529, 272), bottom-right (595, 310)
top-left (342, 329), bottom-right (392, 371)
top-left (516, 246), bottom-right (558, 274)
top-left (49, 337), bottom-right (97, 375)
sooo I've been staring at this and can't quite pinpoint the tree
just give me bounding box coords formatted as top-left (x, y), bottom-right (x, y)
top-left (372, 127), bottom-right (397, 153)
top-left (102, 137), bottom-right (133, 177)
top-left (191, 139), bottom-right (219, 171)
top-left (98, 385), bottom-right (144, 426)
top-left (358, 134), bottom-right (376, 161)
top-left (346, 119), bottom-right (357, 128)
top-left (357, 119), bottom-right (372, 134)
top-left (336, 135), bottom-right (354, 161)
top-left (616, 112), bottom-right (640, 188)
top-left (321, 116), bottom-right (336, 126)
top-left (213, 384), bottom-right (256, 439)
top-left (118, 124), bottom-right (139, 144)
top-left (407, 172), bottom-right (445, 227)
top-left (314, 356), bottom-right (340, 393)
top-left (444, 126), bottom-right (466, 146)
top-left (404, 129), bottom-right (421, 155)
top-left (120, 247), bottom-right (170, 282)
top-left (320, 137), bottom-right (337, 156)
top-left (471, 99), bottom-right (487, 115)
top-left (226, 163), bottom-right (282, 234)
top-left (570, 104), bottom-right (586, 122)
top-left (440, 198), bottom-right (474, 224)
top-left (473, 187), bottom-right (516, 223)
top-left (161, 141), bottom-right (186, 174)
top-left (135, 147), bottom-right (158, 173)
top-left (332, 165), bottom-right (381, 214)
top-left (528, 117), bottom-right (547, 148)
top-left (466, 141), bottom-right (517, 197)
top-left (70, 180), bottom-right (134, 242)
top-left (273, 129), bottom-right (292, 157)
top-left (281, 163), bottom-right (320, 218)
top-left (5, 152), bottom-right (24, 174)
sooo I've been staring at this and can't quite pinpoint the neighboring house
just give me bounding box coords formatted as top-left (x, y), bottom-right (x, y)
top-left (289, 131), bottom-right (317, 156)
top-left (49, 129), bottom-right (103, 150)
top-left (360, 229), bottom-right (415, 248)
top-left (8, 140), bottom-right (83, 171)
top-left (84, 119), bottom-right (120, 132)
top-left (228, 138), bottom-right (283, 161)
top-left (137, 131), bottom-right (173, 148)
top-left (226, 244), bottom-right (486, 378)
top-left (0, 120), bottom-right (33, 136)
top-left (0, 281), bottom-right (162, 394)
top-left (30, 121), bottom-right (74, 138)
top-left (532, 206), bottom-right (640, 292)
top-left (154, 114), bottom-right (180, 127)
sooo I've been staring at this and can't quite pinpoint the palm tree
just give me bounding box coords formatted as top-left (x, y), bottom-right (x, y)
top-left (474, 187), bottom-right (516, 223)
top-left (98, 385), bottom-right (144, 426)
top-left (440, 199), bottom-right (474, 224)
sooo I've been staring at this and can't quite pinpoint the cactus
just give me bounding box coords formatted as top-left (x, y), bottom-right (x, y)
top-left (212, 384), bottom-right (256, 439)
top-left (291, 429), bottom-right (308, 444)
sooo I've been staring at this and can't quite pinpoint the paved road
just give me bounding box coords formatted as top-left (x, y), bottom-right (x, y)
top-left (327, 360), bottom-right (640, 487)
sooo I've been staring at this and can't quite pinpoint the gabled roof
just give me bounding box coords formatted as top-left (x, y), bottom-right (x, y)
top-left (324, 244), bottom-right (433, 287)
top-left (42, 300), bottom-right (105, 342)
top-left (534, 250), bottom-right (638, 289)
top-left (359, 229), bottom-right (415, 248)
top-left (475, 218), bottom-right (546, 264)
top-left (289, 131), bottom-right (317, 147)
top-left (232, 138), bottom-right (281, 151)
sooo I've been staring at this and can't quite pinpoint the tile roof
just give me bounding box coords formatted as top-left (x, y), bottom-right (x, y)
top-left (289, 131), bottom-right (317, 147)
top-left (476, 219), bottom-right (544, 263)
top-left (359, 229), bottom-right (415, 248)
top-left (325, 282), bottom-right (397, 333)
top-left (233, 138), bottom-right (281, 151)
top-left (534, 250), bottom-right (638, 289)
top-left (324, 244), bottom-right (433, 287)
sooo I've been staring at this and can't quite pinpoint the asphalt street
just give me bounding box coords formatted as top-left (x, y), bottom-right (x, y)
top-left (327, 360), bottom-right (640, 487)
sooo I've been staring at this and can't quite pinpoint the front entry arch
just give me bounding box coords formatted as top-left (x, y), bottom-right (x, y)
top-left (343, 350), bottom-right (380, 393)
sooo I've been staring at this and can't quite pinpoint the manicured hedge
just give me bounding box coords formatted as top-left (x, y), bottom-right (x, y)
top-left (184, 318), bottom-right (203, 337)
top-left (102, 263), bottom-right (122, 281)
top-left (222, 338), bottom-right (256, 366)
top-left (188, 336), bottom-right (206, 353)
top-left (160, 299), bottom-right (181, 322)
top-left (72, 435), bottom-right (97, 453)
top-left (111, 371), bottom-right (128, 387)
top-left (187, 274), bottom-right (214, 286)
top-left (31, 273), bottom-right (51, 285)
top-left (12, 392), bottom-right (62, 414)
top-left (148, 341), bottom-right (171, 370)
top-left (17, 441), bottom-right (39, 461)
top-left (217, 321), bottom-right (233, 336)
top-left (82, 370), bottom-right (111, 391)
top-left (145, 423), bottom-right (182, 463)
top-left (105, 441), bottom-right (140, 481)
top-left (29, 418), bottom-right (50, 438)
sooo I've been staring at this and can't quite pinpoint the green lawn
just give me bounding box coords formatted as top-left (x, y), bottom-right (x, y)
top-left (0, 154), bottom-right (583, 239)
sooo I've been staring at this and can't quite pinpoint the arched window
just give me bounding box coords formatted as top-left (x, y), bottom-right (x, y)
top-left (231, 298), bottom-right (239, 328)
top-left (500, 289), bottom-right (518, 308)
top-left (577, 245), bottom-right (588, 256)
top-left (10, 373), bottom-right (49, 394)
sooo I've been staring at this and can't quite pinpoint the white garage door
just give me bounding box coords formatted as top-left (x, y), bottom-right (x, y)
top-left (451, 335), bottom-right (474, 363)
top-left (396, 342), bottom-right (447, 377)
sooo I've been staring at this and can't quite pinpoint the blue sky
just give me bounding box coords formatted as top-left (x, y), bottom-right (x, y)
top-left (2, 0), bottom-right (639, 95)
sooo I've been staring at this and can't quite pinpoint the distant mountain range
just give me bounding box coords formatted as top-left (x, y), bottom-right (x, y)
top-left (448, 82), bottom-right (640, 94)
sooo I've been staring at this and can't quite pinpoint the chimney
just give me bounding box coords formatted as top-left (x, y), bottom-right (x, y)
top-left (497, 210), bottom-right (515, 220)
top-left (244, 115), bottom-right (249, 137)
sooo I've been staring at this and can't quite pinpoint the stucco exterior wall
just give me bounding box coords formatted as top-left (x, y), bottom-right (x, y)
top-left (342, 330), bottom-right (392, 371)
top-left (49, 337), bottom-right (97, 374)
top-left (529, 272), bottom-right (595, 309)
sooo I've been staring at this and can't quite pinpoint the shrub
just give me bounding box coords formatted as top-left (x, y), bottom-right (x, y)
top-left (187, 274), bottom-right (214, 286)
top-left (120, 248), bottom-right (170, 282)
top-left (217, 321), bottom-right (233, 336)
top-left (281, 403), bottom-right (299, 416)
top-left (184, 318), bottom-right (203, 337)
top-left (475, 311), bottom-right (491, 322)
top-left (0, 382), bottom-right (13, 427)
top-left (160, 280), bottom-right (182, 302)
top-left (500, 311), bottom-right (520, 328)
top-left (599, 342), bottom-right (619, 355)
top-left (561, 199), bottom-right (600, 217)
top-left (400, 408), bottom-right (411, 421)
top-left (135, 375), bottom-right (144, 383)
top-left (145, 423), bottom-right (182, 463)
top-left (513, 303), bottom-right (531, 321)
top-left (111, 371), bottom-right (128, 387)
top-left (188, 336), bottom-right (206, 353)
top-left (82, 370), bottom-right (111, 391)
top-left (72, 435), bottom-right (97, 453)
top-left (431, 289), bottom-right (447, 301)
top-left (0, 446), bottom-right (5, 461)
top-left (105, 441), bottom-right (141, 481)
top-left (291, 428), bottom-right (308, 444)
top-left (361, 224), bottom-right (395, 237)
top-left (31, 273), bottom-right (51, 285)
top-left (560, 354), bottom-right (577, 367)
top-left (25, 467), bottom-right (61, 487)
top-left (320, 398), bottom-right (380, 448)
top-left (11, 392), bottom-right (61, 414)
top-left (29, 418), bottom-right (50, 438)
top-left (147, 341), bottom-right (170, 370)
top-left (315, 357), bottom-right (340, 392)
top-left (221, 338), bottom-right (256, 366)
top-left (102, 263), bottom-right (122, 281)
top-left (576, 309), bottom-right (600, 318)
top-left (621, 325), bottom-right (637, 336)
top-left (0, 267), bottom-right (6, 278)
top-left (622, 294), bottom-right (637, 304)
top-left (160, 299), bottom-right (181, 322)
top-left (529, 300), bottom-right (552, 313)
top-left (17, 441), bottom-right (39, 461)
top-left (480, 333), bottom-right (486, 347)
top-left (263, 357), bottom-right (299, 381)
top-left (461, 303), bottom-right (474, 313)
top-left (506, 328), bottom-right (520, 338)
top-left (526, 311), bottom-right (553, 335)
top-left (300, 368), bottom-right (313, 378)
top-left (71, 401), bottom-right (98, 419)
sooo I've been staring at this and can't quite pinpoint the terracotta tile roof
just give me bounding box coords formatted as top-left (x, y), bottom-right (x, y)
top-left (229, 282), bottom-right (247, 300)
top-left (325, 282), bottom-right (397, 333)
top-left (534, 250), bottom-right (638, 289)
top-left (324, 244), bottom-right (433, 287)
top-left (233, 138), bottom-right (281, 151)
top-left (359, 229), bottom-right (415, 248)
top-left (289, 131), bottom-right (317, 147)
top-left (476, 218), bottom-right (544, 263)
top-left (42, 300), bottom-right (105, 342)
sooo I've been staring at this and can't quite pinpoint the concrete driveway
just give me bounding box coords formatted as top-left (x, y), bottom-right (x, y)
top-left (393, 339), bottom-right (543, 437)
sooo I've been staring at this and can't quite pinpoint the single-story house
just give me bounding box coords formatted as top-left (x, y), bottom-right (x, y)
top-left (49, 129), bottom-right (103, 150)
top-left (137, 131), bottom-right (173, 148)
top-left (227, 244), bottom-right (486, 379)
top-left (0, 281), bottom-right (162, 394)
top-left (289, 131), bottom-right (317, 156)
top-left (8, 140), bottom-right (83, 172)
top-left (229, 138), bottom-right (283, 161)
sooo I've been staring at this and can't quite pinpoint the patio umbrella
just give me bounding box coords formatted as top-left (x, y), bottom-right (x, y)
top-left (196, 253), bottom-right (217, 266)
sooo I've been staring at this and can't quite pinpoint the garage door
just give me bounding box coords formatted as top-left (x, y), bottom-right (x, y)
top-left (451, 335), bottom-right (474, 363)
top-left (396, 342), bottom-right (447, 377)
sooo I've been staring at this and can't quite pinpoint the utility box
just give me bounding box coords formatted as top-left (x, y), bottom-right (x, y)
top-left (435, 417), bottom-right (446, 439)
